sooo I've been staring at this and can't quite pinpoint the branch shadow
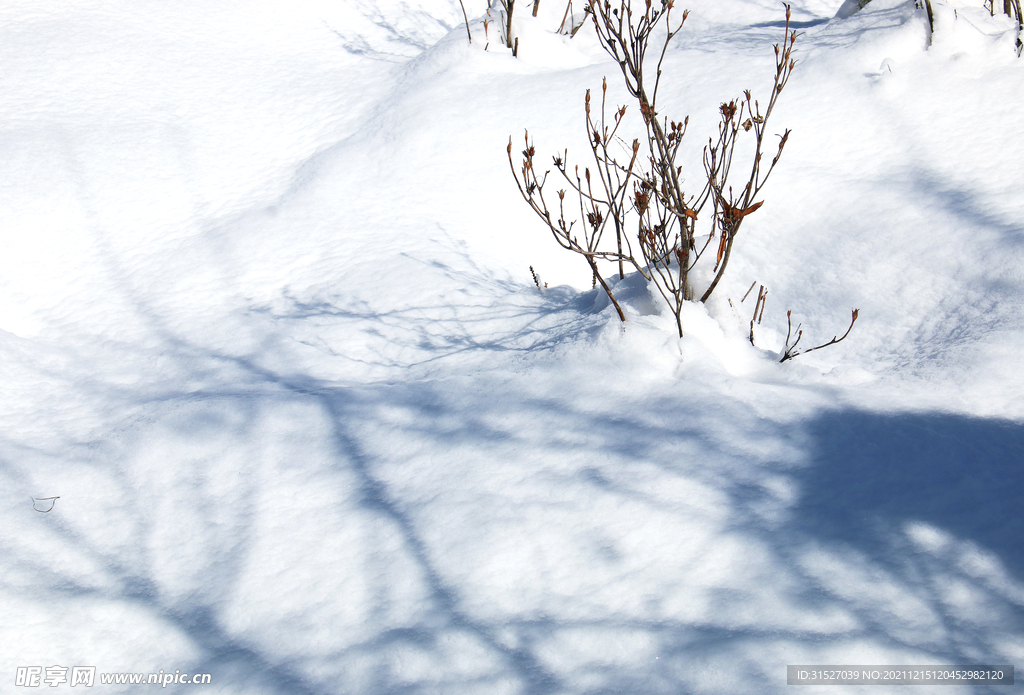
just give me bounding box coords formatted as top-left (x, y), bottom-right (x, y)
top-left (793, 408), bottom-right (1024, 580)
top-left (7, 336), bottom-right (1024, 693)
top-left (4, 228), bottom-right (1023, 693)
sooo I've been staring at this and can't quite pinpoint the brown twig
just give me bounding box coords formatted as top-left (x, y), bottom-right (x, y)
top-left (459, 0), bottom-right (473, 43)
top-left (780, 309), bottom-right (859, 362)
top-left (569, 3), bottom-right (591, 37)
top-left (749, 284), bottom-right (766, 344)
top-left (505, 0), bottom-right (515, 49)
top-left (530, 265), bottom-right (542, 290)
top-left (558, 0), bottom-right (573, 32)
top-left (509, 2), bottom-right (799, 338)
top-left (507, 134), bottom-right (630, 321)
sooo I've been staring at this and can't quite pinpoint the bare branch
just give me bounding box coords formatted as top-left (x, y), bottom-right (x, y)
top-left (780, 309), bottom-right (859, 362)
top-left (459, 0), bottom-right (473, 43)
top-left (509, 2), bottom-right (803, 339)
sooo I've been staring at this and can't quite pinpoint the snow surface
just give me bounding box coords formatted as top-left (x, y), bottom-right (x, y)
top-left (1, 0), bottom-right (1022, 693)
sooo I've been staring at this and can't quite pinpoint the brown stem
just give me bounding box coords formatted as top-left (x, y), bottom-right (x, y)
top-left (505, 0), bottom-right (515, 48)
top-left (558, 0), bottom-right (572, 32)
top-left (700, 226), bottom-right (733, 303)
top-left (587, 257), bottom-right (626, 322)
top-left (781, 309), bottom-right (859, 362)
top-left (569, 4), bottom-right (590, 37)
top-left (459, 0), bottom-right (473, 43)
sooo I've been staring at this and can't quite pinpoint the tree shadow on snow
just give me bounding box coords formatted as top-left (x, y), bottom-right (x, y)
top-left (8, 249), bottom-right (1024, 694)
top-left (794, 408), bottom-right (1024, 580)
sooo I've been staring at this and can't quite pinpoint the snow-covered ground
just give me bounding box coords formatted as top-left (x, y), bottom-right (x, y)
top-left (1, 0), bottom-right (1022, 692)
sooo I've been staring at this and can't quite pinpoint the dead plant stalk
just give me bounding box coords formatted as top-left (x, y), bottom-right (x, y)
top-left (510, 1), bottom-right (798, 337)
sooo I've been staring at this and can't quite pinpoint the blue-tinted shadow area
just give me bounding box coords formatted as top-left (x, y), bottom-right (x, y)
top-left (794, 410), bottom-right (1024, 579)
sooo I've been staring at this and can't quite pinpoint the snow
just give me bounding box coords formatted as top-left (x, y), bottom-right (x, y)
top-left (1, 0), bottom-right (1022, 692)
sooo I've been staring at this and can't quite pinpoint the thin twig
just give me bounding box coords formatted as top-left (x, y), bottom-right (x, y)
top-left (781, 309), bottom-right (859, 362)
top-left (505, 0), bottom-right (515, 49)
top-left (510, 1), bottom-right (799, 339)
top-left (558, 0), bottom-right (573, 33)
top-left (459, 0), bottom-right (473, 43)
